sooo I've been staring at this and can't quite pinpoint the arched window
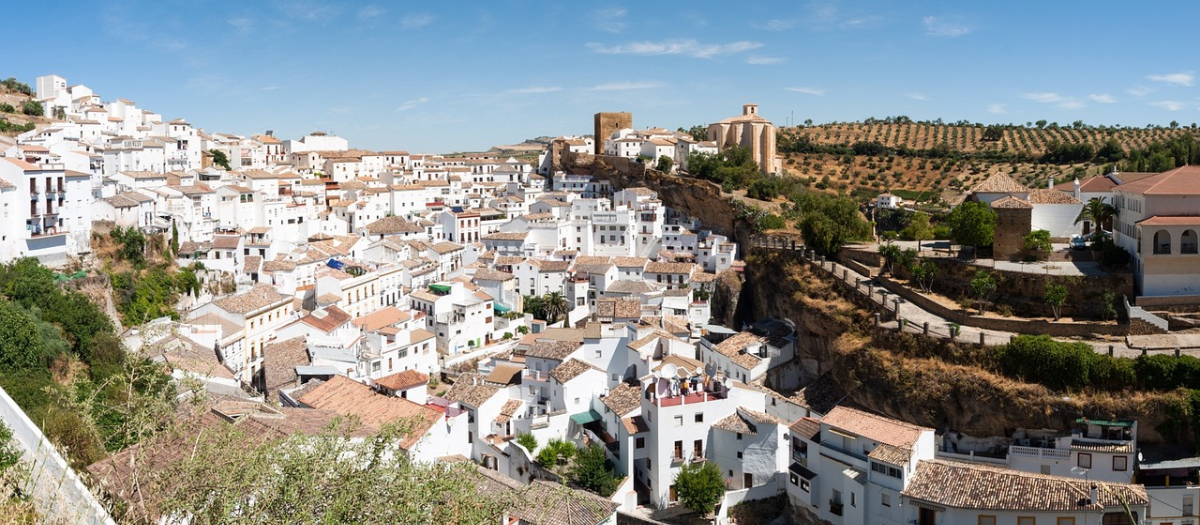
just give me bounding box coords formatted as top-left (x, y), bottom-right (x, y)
top-left (1183, 229), bottom-right (1199, 254)
top-left (1153, 230), bottom-right (1172, 255)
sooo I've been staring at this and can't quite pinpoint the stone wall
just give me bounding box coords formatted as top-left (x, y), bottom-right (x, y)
top-left (593, 112), bottom-right (632, 155)
top-left (895, 257), bottom-right (1133, 320)
top-left (876, 275), bottom-right (1128, 338)
top-left (994, 207), bottom-right (1031, 260)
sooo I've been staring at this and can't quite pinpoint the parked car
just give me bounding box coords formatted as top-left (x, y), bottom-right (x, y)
top-left (1070, 235), bottom-right (1087, 250)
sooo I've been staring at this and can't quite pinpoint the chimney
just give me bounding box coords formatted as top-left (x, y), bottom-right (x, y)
top-left (1089, 484), bottom-right (1098, 505)
top-left (1048, 175), bottom-right (1054, 189)
top-left (1074, 178), bottom-right (1081, 199)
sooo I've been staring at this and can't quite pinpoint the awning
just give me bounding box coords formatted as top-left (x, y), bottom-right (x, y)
top-left (429, 284), bottom-right (452, 294)
top-left (493, 303), bottom-right (511, 313)
top-left (570, 409), bottom-right (603, 426)
top-left (1076, 418), bottom-right (1134, 427)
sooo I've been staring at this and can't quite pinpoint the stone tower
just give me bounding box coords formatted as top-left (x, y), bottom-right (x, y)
top-left (594, 112), bottom-right (633, 155)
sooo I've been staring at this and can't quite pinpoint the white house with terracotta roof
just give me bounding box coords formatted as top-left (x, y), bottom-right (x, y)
top-left (409, 280), bottom-right (497, 355)
top-left (968, 173), bottom-right (1083, 239)
top-left (187, 283), bottom-right (295, 386)
top-left (0, 158), bottom-right (92, 264)
top-left (1112, 165), bottom-right (1200, 298)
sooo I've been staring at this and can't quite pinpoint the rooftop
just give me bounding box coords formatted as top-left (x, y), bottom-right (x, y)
top-left (903, 459), bottom-right (1148, 511)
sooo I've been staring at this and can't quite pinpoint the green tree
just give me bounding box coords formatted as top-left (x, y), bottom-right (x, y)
top-left (655, 155), bottom-right (674, 173)
top-left (678, 125), bottom-right (707, 141)
top-left (879, 243), bottom-right (903, 275)
top-left (20, 100), bottom-right (42, 117)
top-left (947, 201), bottom-right (997, 257)
top-left (210, 149), bottom-right (231, 170)
top-left (1023, 229), bottom-right (1052, 260)
top-left (535, 437), bottom-right (575, 470)
top-left (900, 211), bottom-right (934, 251)
top-left (758, 213), bottom-right (786, 231)
top-left (522, 294), bottom-right (545, 320)
top-left (910, 259), bottom-right (938, 293)
top-left (1045, 283), bottom-right (1068, 320)
top-left (569, 444), bottom-right (619, 497)
top-left (1074, 197), bottom-right (1117, 233)
top-left (970, 270), bottom-right (998, 313)
top-left (0, 300), bottom-right (45, 371)
top-left (541, 291), bottom-right (569, 325)
top-left (0, 103), bottom-right (13, 113)
top-left (170, 222), bottom-right (180, 255)
top-left (674, 460), bottom-right (724, 516)
top-left (797, 194), bottom-right (872, 256)
top-left (981, 125), bottom-right (1004, 142)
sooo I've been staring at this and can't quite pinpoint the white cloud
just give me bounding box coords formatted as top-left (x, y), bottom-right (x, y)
top-left (1089, 94), bottom-right (1116, 104)
top-left (987, 104), bottom-right (1007, 115)
top-left (588, 81), bottom-right (665, 91)
top-left (401, 13), bottom-right (434, 29)
top-left (506, 86), bottom-right (562, 94)
top-left (395, 97), bottom-right (429, 112)
top-left (262, 86), bottom-right (281, 91)
top-left (1150, 100), bottom-right (1188, 111)
top-left (589, 8), bottom-right (627, 33)
top-left (1023, 92), bottom-right (1063, 103)
top-left (1058, 98), bottom-right (1085, 110)
top-left (746, 56), bottom-right (785, 65)
top-left (907, 93), bottom-right (929, 101)
top-left (786, 87), bottom-right (826, 96)
top-left (228, 18), bottom-right (253, 32)
top-left (1126, 85), bottom-right (1155, 98)
top-left (763, 18), bottom-right (799, 31)
top-left (587, 39), bottom-right (762, 59)
top-left (357, 5), bottom-right (385, 20)
top-left (1147, 71), bottom-right (1195, 87)
top-left (922, 16), bottom-right (970, 37)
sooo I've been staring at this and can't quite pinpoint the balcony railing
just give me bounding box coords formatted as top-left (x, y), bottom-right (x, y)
top-left (1009, 445), bottom-right (1071, 459)
top-left (829, 502), bottom-right (843, 516)
top-left (523, 370), bottom-right (549, 382)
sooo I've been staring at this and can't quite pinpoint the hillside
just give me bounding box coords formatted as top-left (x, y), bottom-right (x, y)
top-left (0, 78), bottom-right (51, 135)
top-left (776, 120), bottom-right (1200, 202)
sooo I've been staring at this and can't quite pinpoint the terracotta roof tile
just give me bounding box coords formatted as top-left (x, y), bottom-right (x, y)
top-left (902, 459), bottom-right (1147, 511)
top-left (971, 172), bottom-right (1030, 194)
top-left (297, 375), bottom-right (440, 450)
top-left (820, 406), bottom-right (930, 448)
top-left (375, 370), bottom-right (429, 391)
top-left (600, 381), bottom-right (641, 417)
top-left (444, 373), bottom-right (500, 407)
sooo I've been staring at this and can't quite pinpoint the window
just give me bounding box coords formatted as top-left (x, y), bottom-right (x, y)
top-left (673, 440), bottom-right (682, 459)
top-left (693, 440), bottom-right (702, 457)
top-left (736, 433), bottom-right (743, 440)
top-left (1113, 455), bottom-right (1127, 471)
top-left (736, 451), bottom-right (743, 459)
top-left (1055, 518), bottom-right (1075, 525)
top-left (850, 492), bottom-right (855, 507)
top-left (800, 479), bottom-right (810, 492)
top-left (694, 413), bottom-right (703, 423)
top-left (1017, 517), bottom-right (1036, 525)
top-left (1078, 453), bottom-right (1092, 469)
top-left (636, 437), bottom-right (645, 449)
top-left (673, 415), bottom-right (683, 427)
top-left (976, 517), bottom-right (995, 525)
top-left (881, 493), bottom-right (891, 507)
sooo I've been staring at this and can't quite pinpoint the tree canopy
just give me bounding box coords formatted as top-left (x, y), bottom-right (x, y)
top-left (673, 460), bottom-right (724, 515)
top-left (797, 193), bottom-right (872, 255)
top-left (947, 201), bottom-right (996, 251)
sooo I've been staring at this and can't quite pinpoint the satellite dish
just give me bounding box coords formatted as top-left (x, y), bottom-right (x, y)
top-left (659, 363), bottom-right (678, 380)
top-left (1070, 466), bottom-right (1088, 477)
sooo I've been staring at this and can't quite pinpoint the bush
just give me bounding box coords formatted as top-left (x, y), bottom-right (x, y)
top-left (758, 213), bottom-right (787, 231)
top-left (994, 335), bottom-right (1098, 391)
top-left (534, 438), bottom-right (575, 469)
top-left (516, 432), bottom-right (538, 452)
top-left (20, 100), bottom-right (42, 117)
top-left (569, 444), bottom-right (619, 497)
top-left (0, 103), bottom-right (12, 113)
top-left (1023, 230), bottom-right (1052, 260)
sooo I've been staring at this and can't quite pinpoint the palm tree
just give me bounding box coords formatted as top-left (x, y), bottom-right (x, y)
top-left (1074, 197), bottom-right (1117, 235)
top-left (541, 292), bottom-right (569, 325)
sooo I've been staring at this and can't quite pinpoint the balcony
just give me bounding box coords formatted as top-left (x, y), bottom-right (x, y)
top-left (829, 501), bottom-right (843, 516)
top-left (523, 370), bottom-right (549, 382)
top-left (656, 387), bottom-right (727, 407)
top-left (1009, 445), bottom-right (1070, 459)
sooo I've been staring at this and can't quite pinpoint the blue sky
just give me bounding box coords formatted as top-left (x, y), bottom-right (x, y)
top-left (10, 1), bottom-right (1200, 153)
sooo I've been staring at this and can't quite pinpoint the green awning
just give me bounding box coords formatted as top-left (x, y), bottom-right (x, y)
top-left (429, 284), bottom-right (452, 294)
top-left (570, 409), bottom-right (603, 425)
top-left (493, 303), bottom-right (511, 313)
top-left (1076, 418), bottom-right (1133, 427)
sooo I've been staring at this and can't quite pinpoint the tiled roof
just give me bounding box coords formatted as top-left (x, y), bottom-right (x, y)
top-left (212, 283), bottom-right (289, 315)
top-left (645, 261), bottom-right (696, 275)
top-left (622, 416), bottom-right (649, 435)
top-left (1116, 165), bottom-right (1200, 195)
top-left (375, 370), bottom-right (429, 391)
top-left (485, 363), bottom-right (524, 385)
top-left (789, 417), bottom-right (821, 441)
top-left (495, 399), bottom-right (522, 424)
top-left (157, 335), bottom-right (235, 381)
top-left (595, 298), bottom-right (642, 319)
top-left (1138, 215), bottom-right (1200, 227)
top-left (604, 280), bottom-right (656, 295)
top-left (549, 359), bottom-right (598, 383)
top-left (263, 336), bottom-right (309, 394)
top-left (902, 459), bottom-right (1148, 511)
top-left (820, 406), bottom-right (930, 448)
top-left (472, 468), bottom-right (619, 525)
top-left (524, 259), bottom-right (571, 272)
top-left (364, 215), bottom-right (424, 235)
top-left (712, 331), bottom-right (769, 369)
top-left (989, 196), bottom-right (1034, 209)
top-left (526, 340), bottom-right (581, 361)
top-left (352, 306), bottom-right (412, 332)
top-left (473, 268), bottom-right (515, 281)
top-left (867, 442), bottom-right (912, 465)
top-left (444, 373), bottom-right (500, 407)
top-left (297, 375), bottom-right (440, 450)
top-left (600, 381), bottom-right (641, 417)
top-left (427, 241), bottom-right (464, 254)
top-left (712, 412), bottom-right (755, 435)
top-left (299, 306), bottom-right (351, 333)
top-left (483, 232), bottom-right (528, 241)
top-left (242, 255), bottom-right (262, 274)
top-left (212, 235), bottom-right (240, 250)
top-left (971, 172), bottom-right (1030, 194)
top-left (1028, 188), bottom-right (1081, 204)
